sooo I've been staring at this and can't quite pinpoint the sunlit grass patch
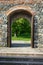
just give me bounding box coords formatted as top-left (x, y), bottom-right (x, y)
top-left (12, 36), bottom-right (31, 41)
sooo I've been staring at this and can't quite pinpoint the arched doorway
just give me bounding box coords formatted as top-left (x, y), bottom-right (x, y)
top-left (7, 6), bottom-right (35, 48)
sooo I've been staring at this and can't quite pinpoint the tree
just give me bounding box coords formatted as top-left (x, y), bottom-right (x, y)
top-left (11, 17), bottom-right (31, 37)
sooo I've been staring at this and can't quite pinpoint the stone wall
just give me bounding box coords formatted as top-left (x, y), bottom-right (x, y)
top-left (0, 0), bottom-right (43, 48)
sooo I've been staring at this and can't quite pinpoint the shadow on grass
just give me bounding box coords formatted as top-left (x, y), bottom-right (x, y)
top-left (11, 43), bottom-right (31, 47)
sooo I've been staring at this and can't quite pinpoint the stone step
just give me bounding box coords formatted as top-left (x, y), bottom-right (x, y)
top-left (0, 56), bottom-right (43, 65)
top-left (0, 61), bottom-right (43, 65)
top-left (0, 56), bottom-right (43, 62)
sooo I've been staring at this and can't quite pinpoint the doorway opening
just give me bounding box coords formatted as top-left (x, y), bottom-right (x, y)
top-left (11, 17), bottom-right (31, 47)
top-left (7, 9), bottom-right (34, 48)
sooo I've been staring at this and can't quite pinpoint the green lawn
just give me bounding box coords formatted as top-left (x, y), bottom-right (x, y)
top-left (12, 36), bottom-right (31, 41)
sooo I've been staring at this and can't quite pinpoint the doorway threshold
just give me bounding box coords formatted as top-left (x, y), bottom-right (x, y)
top-left (0, 47), bottom-right (43, 57)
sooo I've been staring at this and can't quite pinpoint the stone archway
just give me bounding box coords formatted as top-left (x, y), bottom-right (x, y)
top-left (6, 6), bottom-right (35, 48)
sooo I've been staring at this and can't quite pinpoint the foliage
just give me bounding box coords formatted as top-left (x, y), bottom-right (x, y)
top-left (11, 17), bottom-right (31, 38)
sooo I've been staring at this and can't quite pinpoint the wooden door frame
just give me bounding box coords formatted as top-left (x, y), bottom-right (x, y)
top-left (7, 15), bottom-right (11, 47)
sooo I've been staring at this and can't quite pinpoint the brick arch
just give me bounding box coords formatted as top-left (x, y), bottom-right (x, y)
top-left (7, 5), bottom-right (35, 48)
top-left (5, 5), bottom-right (35, 16)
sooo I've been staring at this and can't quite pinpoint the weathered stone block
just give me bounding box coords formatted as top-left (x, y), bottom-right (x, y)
top-left (0, 38), bottom-right (2, 42)
top-left (0, 42), bottom-right (6, 47)
top-left (2, 25), bottom-right (7, 32)
top-left (2, 32), bottom-right (7, 38)
top-left (0, 24), bottom-right (2, 29)
top-left (0, 19), bottom-right (3, 24)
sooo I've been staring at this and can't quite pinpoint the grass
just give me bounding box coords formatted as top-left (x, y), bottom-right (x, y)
top-left (12, 36), bottom-right (31, 41)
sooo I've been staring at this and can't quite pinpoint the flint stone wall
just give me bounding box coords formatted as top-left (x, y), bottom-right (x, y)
top-left (0, 0), bottom-right (43, 48)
